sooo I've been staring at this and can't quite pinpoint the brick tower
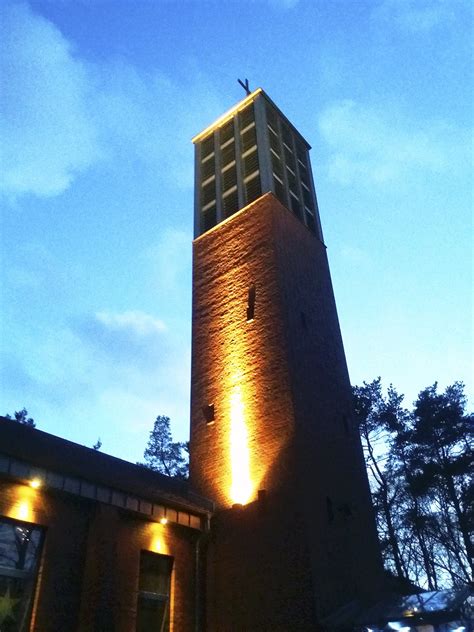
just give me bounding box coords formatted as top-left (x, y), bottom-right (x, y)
top-left (189, 89), bottom-right (383, 629)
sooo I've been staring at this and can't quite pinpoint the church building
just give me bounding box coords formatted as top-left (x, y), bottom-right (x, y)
top-left (0, 88), bottom-right (407, 631)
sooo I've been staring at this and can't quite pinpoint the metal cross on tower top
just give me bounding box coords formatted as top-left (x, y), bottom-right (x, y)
top-left (237, 78), bottom-right (251, 95)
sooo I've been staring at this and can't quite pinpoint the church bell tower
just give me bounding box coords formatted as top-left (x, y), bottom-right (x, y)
top-left (189, 88), bottom-right (383, 629)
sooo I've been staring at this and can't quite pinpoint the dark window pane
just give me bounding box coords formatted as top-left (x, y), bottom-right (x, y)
top-left (305, 210), bottom-right (316, 233)
top-left (271, 154), bottom-right (283, 180)
top-left (219, 120), bottom-right (234, 145)
top-left (273, 177), bottom-right (286, 205)
top-left (201, 180), bottom-right (215, 207)
top-left (269, 131), bottom-right (280, 155)
top-left (201, 205), bottom-right (216, 233)
top-left (241, 126), bottom-right (257, 153)
top-left (290, 195), bottom-right (302, 220)
top-left (245, 175), bottom-right (261, 205)
top-left (287, 169), bottom-right (297, 192)
top-left (295, 139), bottom-right (307, 164)
top-left (285, 146), bottom-right (296, 172)
top-left (136, 594), bottom-right (168, 632)
top-left (300, 167), bottom-right (310, 189)
top-left (222, 166), bottom-right (237, 192)
top-left (223, 190), bottom-right (239, 218)
top-left (136, 552), bottom-right (173, 632)
top-left (239, 103), bottom-right (254, 130)
top-left (243, 150), bottom-right (258, 178)
top-left (266, 103), bottom-right (278, 132)
top-left (221, 142), bottom-right (235, 168)
top-left (201, 134), bottom-right (214, 159)
top-left (0, 518), bottom-right (44, 632)
top-left (281, 124), bottom-right (292, 149)
top-left (201, 156), bottom-right (215, 181)
top-left (247, 284), bottom-right (256, 321)
top-left (202, 404), bottom-right (215, 424)
top-left (302, 187), bottom-right (314, 211)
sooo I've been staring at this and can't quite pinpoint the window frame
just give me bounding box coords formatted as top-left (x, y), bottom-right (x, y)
top-left (136, 550), bottom-right (174, 632)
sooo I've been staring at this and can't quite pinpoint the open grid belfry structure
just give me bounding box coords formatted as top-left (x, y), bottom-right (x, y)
top-left (193, 88), bottom-right (323, 239)
top-left (190, 88), bottom-right (384, 628)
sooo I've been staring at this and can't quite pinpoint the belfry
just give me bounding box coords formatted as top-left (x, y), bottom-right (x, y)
top-left (189, 87), bottom-right (384, 628)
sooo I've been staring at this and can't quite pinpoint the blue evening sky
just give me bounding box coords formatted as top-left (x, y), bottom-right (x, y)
top-left (1, 0), bottom-right (472, 463)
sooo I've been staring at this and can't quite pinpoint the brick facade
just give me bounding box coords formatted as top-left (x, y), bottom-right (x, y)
top-left (0, 420), bottom-right (210, 632)
top-left (190, 194), bottom-right (384, 627)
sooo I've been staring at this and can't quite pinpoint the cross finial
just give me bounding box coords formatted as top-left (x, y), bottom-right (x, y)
top-left (237, 78), bottom-right (251, 95)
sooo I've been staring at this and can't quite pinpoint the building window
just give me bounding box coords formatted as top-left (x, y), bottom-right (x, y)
top-left (0, 516), bottom-right (44, 631)
top-left (247, 284), bottom-right (256, 322)
top-left (136, 551), bottom-right (173, 632)
top-left (202, 404), bottom-right (215, 424)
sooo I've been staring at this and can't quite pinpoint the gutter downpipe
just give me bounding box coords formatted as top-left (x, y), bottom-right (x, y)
top-left (195, 510), bottom-right (213, 632)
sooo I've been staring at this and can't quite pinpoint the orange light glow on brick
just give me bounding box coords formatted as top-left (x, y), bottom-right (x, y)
top-left (17, 500), bottom-right (31, 521)
top-left (229, 384), bottom-right (252, 505)
top-left (149, 523), bottom-right (169, 555)
top-left (6, 485), bottom-right (36, 523)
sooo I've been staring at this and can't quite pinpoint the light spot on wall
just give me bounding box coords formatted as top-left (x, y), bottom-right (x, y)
top-left (229, 383), bottom-right (252, 505)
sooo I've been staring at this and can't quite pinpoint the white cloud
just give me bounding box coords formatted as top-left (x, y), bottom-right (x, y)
top-left (0, 3), bottom-right (101, 198)
top-left (339, 246), bottom-right (371, 267)
top-left (96, 310), bottom-right (166, 336)
top-left (145, 228), bottom-right (192, 299)
top-left (374, 0), bottom-right (457, 33)
top-left (3, 312), bottom-right (191, 459)
top-left (318, 99), bottom-right (469, 186)
top-left (0, 3), bottom-right (225, 200)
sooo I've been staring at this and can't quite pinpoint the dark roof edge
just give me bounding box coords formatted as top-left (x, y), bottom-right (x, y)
top-left (0, 417), bottom-right (213, 514)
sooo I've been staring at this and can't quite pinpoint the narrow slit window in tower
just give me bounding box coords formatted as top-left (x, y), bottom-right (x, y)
top-left (202, 404), bottom-right (215, 425)
top-left (247, 284), bottom-right (256, 322)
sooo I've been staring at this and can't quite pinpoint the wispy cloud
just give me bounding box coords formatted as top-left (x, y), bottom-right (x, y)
top-left (318, 99), bottom-right (469, 187)
top-left (373, 0), bottom-right (457, 33)
top-left (76, 310), bottom-right (169, 370)
top-left (3, 308), bottom-right (191, 456)
top-left (339, 246), bottom-right (371, 267)
top-left (0, 3), bottom-right (101, 198)
top-left (144, 228), bottom-right (192, 301)
top-left (0, 2), bottom-right (224, 200)
top-left (96, 310), bottom-right (166, 336)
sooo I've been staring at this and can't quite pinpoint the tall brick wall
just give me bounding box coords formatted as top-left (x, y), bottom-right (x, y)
top-left (190, 193), bottom-right (384, 626)
top-left (190, 193), bottom-right (298, 508)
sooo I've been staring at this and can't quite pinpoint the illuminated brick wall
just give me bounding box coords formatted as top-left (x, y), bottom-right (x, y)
top-left (190, 193), bottom-right (298, 509)
top-left (190, 193), bottom-right (384, 625)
